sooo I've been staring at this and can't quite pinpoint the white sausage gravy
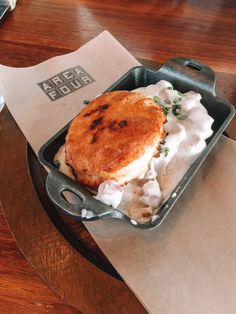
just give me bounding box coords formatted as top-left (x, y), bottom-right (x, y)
top-left (55, 80), bottom-right (214, 222)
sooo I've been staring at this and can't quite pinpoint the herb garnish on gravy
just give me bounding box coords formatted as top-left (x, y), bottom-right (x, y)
top-left (55, 80), bottom-right (214, 222)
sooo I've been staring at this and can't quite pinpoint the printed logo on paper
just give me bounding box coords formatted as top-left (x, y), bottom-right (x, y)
top-left (37, 66), bottom-right (95, 101)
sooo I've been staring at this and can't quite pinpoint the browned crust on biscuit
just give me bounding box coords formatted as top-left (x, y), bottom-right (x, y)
top-left (65, 90), bottom-right (166, 187)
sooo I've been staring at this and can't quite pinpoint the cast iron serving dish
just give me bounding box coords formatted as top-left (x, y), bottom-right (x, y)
top-left (39, 57), bottom-right (235, 229)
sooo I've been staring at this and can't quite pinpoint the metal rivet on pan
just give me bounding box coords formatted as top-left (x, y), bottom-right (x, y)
top-left (130, 219), bottom-right (138, 225)
top-left (151, 214), bottom-right (160, 222)
top-left (81, 208), bottom-right (87, 217)
top-left (86, 210), bottom-right (94, 219)
top-left (172, 192), bottom-right (177, 198)
top-left (175, 186), bottom-right (181, 193)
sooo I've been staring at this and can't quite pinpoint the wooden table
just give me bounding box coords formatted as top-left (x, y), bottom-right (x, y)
top-left (0, 1), bottom-right (235, 313)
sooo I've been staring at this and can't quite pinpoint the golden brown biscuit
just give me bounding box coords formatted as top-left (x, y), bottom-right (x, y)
top-left (65, 90), bottom-right (166, 188)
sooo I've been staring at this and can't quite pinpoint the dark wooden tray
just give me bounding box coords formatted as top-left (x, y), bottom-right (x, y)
top-left (28, 143), bottom-right (122, 281)
top-left (0, 60), bottom-right (235, 313)
top-left (0, 107), bottom-right (146, 313)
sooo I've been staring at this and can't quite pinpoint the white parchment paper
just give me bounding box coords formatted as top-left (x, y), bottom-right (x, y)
top-left (0, 30), bottom-right (140, 153)
top-left (1, 31), bottom-right (236, 314)
top-left (85, 136), bottom-right (236, 314)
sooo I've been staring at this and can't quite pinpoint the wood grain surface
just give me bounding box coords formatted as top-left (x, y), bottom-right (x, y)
top-left (1, 0), bottom-right (236, 73)
top-left (0, 209), bottom-right (80, 314)
top-left (0, 109), bottom-right (146, 313)
top-left (0, 0), bottom-right (235, 313)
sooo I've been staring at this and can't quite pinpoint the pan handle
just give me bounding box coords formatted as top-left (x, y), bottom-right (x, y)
top-left (45, 170), bottom-right (122, 221)
top-left (161, 57), bottom-right (216, 95)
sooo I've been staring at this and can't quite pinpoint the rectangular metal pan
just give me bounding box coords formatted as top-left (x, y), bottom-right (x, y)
top-left (38, 57), bottom-right (235, 229)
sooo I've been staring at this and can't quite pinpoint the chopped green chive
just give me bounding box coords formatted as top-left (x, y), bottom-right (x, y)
top-left (176, 111), bottom-right (189, 120)
top-left (163, 147), bottom-right (169, 157)
top-left (83, 99), bottom-right (90, 105)
top-left (153, 96), bottom-right (162, 104)
top-left (167, 86), bottom-right (173, 90)
top-left (172, 103), bottom-right (188, 120)
top-left (153, 96), bottom-right (170, 116)
top-left (161, 105), bottom-right (170, 116)
top-left (53, 160), bottom-right (60, 169)
top-left (172, 103), bottom-right (181, 116)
